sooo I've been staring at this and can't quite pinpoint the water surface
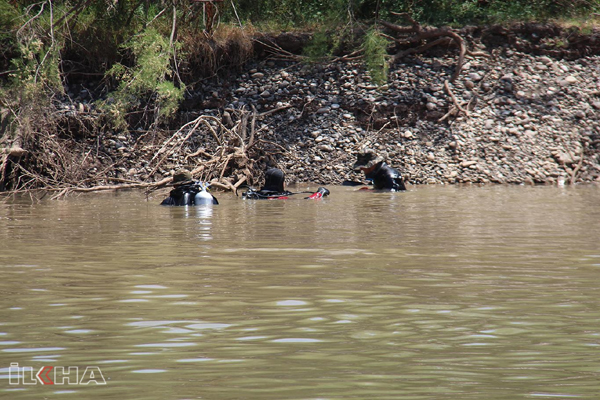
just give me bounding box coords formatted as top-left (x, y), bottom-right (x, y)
top-left (1, 185), bottom-right (599, 399)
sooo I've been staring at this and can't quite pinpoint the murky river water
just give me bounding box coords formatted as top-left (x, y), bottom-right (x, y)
top-left (0, 185), bottom-right (599, 399)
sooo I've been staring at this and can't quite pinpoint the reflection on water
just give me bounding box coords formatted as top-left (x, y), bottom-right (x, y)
top-left (0, 185), bottom-right (600, 399)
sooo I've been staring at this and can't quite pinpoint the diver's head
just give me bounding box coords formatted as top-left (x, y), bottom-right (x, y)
top-left (353, 149), bottom-right (384, 173)
top-left (262, 168), bottom-right (285, 192)
top-left (171, 169), bottom-right (194, 186)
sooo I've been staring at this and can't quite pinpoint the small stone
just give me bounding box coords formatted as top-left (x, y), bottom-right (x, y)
top-left (260, 90), bottom-right (270, 97)
top-left (426, 102), bottom-right (437, 111)
top-left (461, 160), bottom-right (477, 168)
top-left (468, 72), bottom-right (482, 81)
top-left (564, 75), bottom-right (578, 84)
top-left (464, 80), bottom-right (475, 90)
top-left (318, 144), bottom-right (334, 152)
top-left (593, 101), bottom-right (600, 110)
top-left (252, 72), bottom-right (265, 79)
top-left (574, 110), bottom-right (586, 119)
top-left (555, 152), bottom-right (573, 165)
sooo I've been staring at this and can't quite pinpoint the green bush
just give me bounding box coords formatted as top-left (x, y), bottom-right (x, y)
top-left (101, 28), bottom-right (185, 130)
top-left (363, 28), bottom-right (389, 86)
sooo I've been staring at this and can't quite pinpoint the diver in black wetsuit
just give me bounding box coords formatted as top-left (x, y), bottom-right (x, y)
top-left (243, 168), bottom-right (330, 199)
top-left (161, 169), bottom-right (219, 206)
top-left (255, 168), bottom-right (293, 198)
top-left (353, 149), bottom-right (407, 191)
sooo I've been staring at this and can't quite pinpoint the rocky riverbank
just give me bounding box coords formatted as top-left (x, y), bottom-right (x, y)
top-left (3, 25), bottom-right (600, 192)
top-left (176, 45), bottom-right (600, 187)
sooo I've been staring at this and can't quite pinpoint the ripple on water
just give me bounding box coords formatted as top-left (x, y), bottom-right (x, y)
top-left (271, 338), bottom-right (322, 343)
top-left (134, 342), bottom-right (197, 348)
top-left (64, 329), bottom-right (94, 334)
top-left (276, 300), bottom-right (308, 306)
top-left (131, 369), bottom-right (167, 374)
top-left (186, 323), bottom-right (231, 330)
top-left (118, 299), bottom-right (150, 303)
top-left (134, 285), bottom-right (168, 289)
top-left (2, 347), bottom-right (65, 353)
top-left (235, 336), bottom-right (268, 341)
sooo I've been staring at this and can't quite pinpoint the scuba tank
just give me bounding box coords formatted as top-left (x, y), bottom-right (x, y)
top-left (194, 182), bottom-right (215, 205)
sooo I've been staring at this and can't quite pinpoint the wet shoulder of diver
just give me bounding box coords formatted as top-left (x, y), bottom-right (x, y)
top-left (161, 169), bottom-right (219, 206)
top-left (351, 149), bottom-right (407, 191)
top-left (243, 168), bottom-right (330, 200)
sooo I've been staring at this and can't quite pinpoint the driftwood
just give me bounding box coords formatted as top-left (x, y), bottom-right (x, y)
top-left (2, 105), bottom-right (293, 199)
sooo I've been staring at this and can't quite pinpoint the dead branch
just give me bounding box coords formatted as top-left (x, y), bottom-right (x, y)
top-left (570, 148), bottom-right (585, 186)
top-left (44, 177), bottom-right (174, 199)
top-left (258, 104), bottom-right (293, 118)
top-left (1, 146), bottom-right (28, 157)
top-left (71, 177), bottom-right (171, 192)
top-left (249, 105), bottom-right (257, 148)
top-left (185, 148), bottom-right (212, 160)
top-left (393, 37), bottom-right (452, 59)
top-left (439, 80), bottom-right (469, 123)
top-left (233, 176), bottom-right (246, 189)
top-left (253, 37), bottom-right (303, 61)
top-left (209, 180), bottom-right (235, 192)
top-left (331, 49), bottom-right (364, 63)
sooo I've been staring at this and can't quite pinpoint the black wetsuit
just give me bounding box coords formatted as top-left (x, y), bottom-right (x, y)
top-left (243, 189), bottom-right (293, 200)
top-left (243, 168), bottom-right (329, 199)
top-left (365, 163), bottom-right (407, 191)
top-left (161, 184), bottom-right (219, 206)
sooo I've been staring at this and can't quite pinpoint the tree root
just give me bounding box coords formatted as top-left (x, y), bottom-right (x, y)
top-left (438, 80), bottom-right (470, 122)
top-left (379, 12), bottom-right (488, 83)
